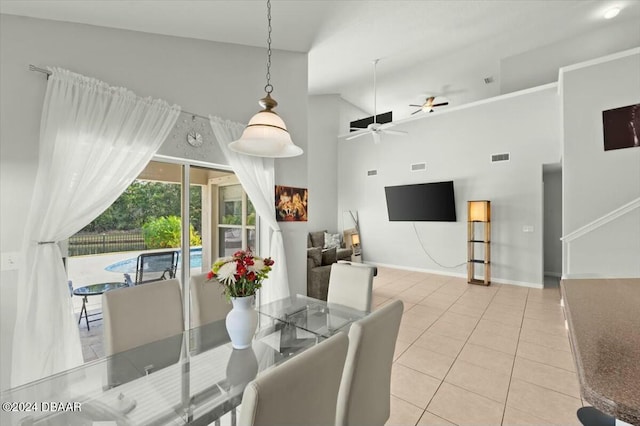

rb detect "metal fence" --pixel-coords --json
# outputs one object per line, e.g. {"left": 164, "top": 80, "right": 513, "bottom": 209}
{"left": 69, "top": 230, "right": 146, "bottom": 256}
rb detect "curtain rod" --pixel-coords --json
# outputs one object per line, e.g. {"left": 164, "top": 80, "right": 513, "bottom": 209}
{"left": 28, "top": 64, "right": 209, "bottom": 121}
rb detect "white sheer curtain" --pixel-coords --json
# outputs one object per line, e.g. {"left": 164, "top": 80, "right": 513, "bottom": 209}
{"left": 12, "top": 68, "right": 180, "bottom": 386}
{"left": 209, "top": 116, "right": 290, "bottom": 305}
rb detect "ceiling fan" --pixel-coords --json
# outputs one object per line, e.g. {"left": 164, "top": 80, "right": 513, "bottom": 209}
{"left": 409, "top": 96, "right": 449, "bottom": 115}
{"left": 341, "top": 59, "right": 407, "bottom": 144}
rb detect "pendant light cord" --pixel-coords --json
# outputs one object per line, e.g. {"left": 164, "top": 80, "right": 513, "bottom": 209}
{"left": 373, "top": 59, "right": 378, "bottom": 124}
{"left": 265, "top": 0, "right": 273, "bottom": 94}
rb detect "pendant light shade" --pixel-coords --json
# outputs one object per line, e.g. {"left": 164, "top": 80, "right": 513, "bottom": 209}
{"left": 229, "top": 95, "right": 303, "bottom": 158}
{"left": 228, "top": 0, "right": 303, "bottom": 158}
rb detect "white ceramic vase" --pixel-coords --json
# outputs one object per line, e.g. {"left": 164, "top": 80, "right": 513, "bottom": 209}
{"left": 226, "top": 295, "right": 258, "bottom": 349}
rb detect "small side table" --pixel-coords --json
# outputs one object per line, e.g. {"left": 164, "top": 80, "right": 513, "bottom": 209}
{"left": 73, "top": 282, "right": 128, "bottom": 330}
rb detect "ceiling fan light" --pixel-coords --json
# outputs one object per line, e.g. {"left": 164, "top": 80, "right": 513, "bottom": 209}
{"left": 603, "top": 7, "right": 620, "bottom": 19}
{"left": 229, "top": 110, "right": 303, "bottom": 157}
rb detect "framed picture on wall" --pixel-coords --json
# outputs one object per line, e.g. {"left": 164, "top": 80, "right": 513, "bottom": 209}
{"left": 602, "top": 103, "right": 640, "bottom": 151}
{"left": 275, "top": 185, "right": 308, "bottom": 222}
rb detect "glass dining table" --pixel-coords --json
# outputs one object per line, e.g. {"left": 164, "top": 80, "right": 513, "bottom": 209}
{"left": 0, "top": 294, "right": 368, "bottom": 426}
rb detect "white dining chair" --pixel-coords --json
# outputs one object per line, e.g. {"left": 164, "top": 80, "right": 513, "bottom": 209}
{"left": 335, "top": 299, "right": 404, "bottom": 426}
{"left": 238, "top": 332, "right": 349, "bottom": 426}
{"left": 327, "top": 262, "right": 375, "bottom": 311}
{"left": 103, "top": 277, "right": 184, "bottom": 355}
{"left": 190, "top": 272, "right": 231, "bottom": 328}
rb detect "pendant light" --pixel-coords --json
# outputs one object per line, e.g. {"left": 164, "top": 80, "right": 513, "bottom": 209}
{"left": 228, "top": 0, "right": 303, "bottom": 158}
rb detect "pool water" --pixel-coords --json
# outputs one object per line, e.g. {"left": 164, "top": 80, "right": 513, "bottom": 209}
{"left": 105, "top": 248, "right": 202, "bottom": 273}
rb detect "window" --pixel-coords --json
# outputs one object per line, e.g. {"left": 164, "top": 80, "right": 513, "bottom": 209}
{"left": 218, "top": 184, "right": 256, "bottom": 256}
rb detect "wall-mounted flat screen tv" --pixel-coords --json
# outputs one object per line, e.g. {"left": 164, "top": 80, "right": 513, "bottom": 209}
{"left": 385, "top": 181, "right": 457, "bottom": 222}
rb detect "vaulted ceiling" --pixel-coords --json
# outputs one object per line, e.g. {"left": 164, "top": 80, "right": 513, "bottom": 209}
{"left": 2, "top": 0, "right": 638, "bottom": 121}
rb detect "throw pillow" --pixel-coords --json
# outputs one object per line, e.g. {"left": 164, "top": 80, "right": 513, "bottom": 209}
{"left": 321, "top": 247, "right": 337, "bottom": 266}
{"left": 307, "top": 247, "right": 322, "bottom": 267}
{"left": 309, "top": 230, "right": 326, "bottom": 248}
{"left": 324, "top": 232, "right": 341, "bottom": 249}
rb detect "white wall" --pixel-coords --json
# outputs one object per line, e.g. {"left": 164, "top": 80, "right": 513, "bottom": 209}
{"left": 500, "top": 19, "right": 640, "bottom": 94}
{"left": 0, "top": 14, "right": 308, "bottom": 391}
{"left": 338, "top": 85, "right": 561, "bottom": 287}
{"left": 561, "top": 49, "right": 640, "bottom": 277}
{"left": 543, "top": 168, "right": 563, "bottom": 276}
{"left": 307, "top": 95, "right": 340, "bottom": 233}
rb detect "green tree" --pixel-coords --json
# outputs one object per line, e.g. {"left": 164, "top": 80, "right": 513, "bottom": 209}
{"left": 80, "top": 180, "right": 202, "bottom": 233}
{"left": 142, "top": 215, "right": 202, "bottom": 248}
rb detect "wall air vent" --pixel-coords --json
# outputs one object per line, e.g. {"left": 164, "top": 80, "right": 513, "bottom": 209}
{"left": 410, "top": 162, "right": 427, "bottom": 172}
{"left": 491, "top": 152, "right": 510, "bottom": 163}
{"left": 367, "top": 169, "right": 378, "bottom": 176}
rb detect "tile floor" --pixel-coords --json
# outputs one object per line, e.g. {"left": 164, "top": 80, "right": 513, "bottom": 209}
{"left": 77, "top": 267, "right": 583, "bottom": 425}
{"left": 373, "top": 267, "right": 583, "bottom": 426}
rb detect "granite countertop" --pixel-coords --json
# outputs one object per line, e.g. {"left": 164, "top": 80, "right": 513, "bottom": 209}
{"left": 560, "top": 278, "right": 640, "bottom": 425}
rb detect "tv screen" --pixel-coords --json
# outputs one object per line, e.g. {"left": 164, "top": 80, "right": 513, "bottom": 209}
{"left": 385, "top": 181, "right": 457, "bottom": 222}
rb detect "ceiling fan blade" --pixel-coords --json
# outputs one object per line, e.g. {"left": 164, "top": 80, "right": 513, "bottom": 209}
{"left": 411, "top": 109, "right": 422, "bottom": 115}
{"left": 408, "top": 104, "right": 422, "bottom": 107}
{"left": 345, "top": 131, "right": 371, "bottom": 141}
{"left": 433, "top": 102, "right": 449, "bottom": 107}
{"left": 383, "top": 129, "right": 408, "bottom": 136}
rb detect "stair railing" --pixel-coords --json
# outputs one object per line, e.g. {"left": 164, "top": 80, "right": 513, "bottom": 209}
{"left": 561, "top": 197, "right": 640, "bottom": 276}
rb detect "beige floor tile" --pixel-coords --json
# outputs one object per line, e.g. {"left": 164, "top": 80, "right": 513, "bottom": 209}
{"left": 521, "top": 316, "right": 567, "bottom": 337}
{"left": 516, "top": 341, "right": 576, "bottom": 372}
{"left": 435, "top": 284, "right": 467, "bottom": 297}
{"left": 523, "top": 305, "right": 564, "bottom": 322}
{"left": 407, "top": 283, "right": 440, "bottom": 296}
{"left": 447, "top": 303, "right": 485, "bottom": 319}
{"left": 426, "top": 291, "right": 461, "bottom": 304}
{"left": 413, "top": 330, "right": 466, "bottom": 358}
{"left": 386, "top": 395, "right": 424, "bottom": 426}
{"left": 445, "top": 359, "right": 511, "bottom": 403}
{"left": 506, "top": 379, "right": 582, "bottom": 425}
{"left": 397, "top": 291, "right": 430, "bottom": 305}
{"left": 457, "top": 343, "right": 515, "bottom": 376}
{"left": 373, "top": 295, "right": 392, "bottom": 309}
{"left": 402, "top": 311, "right": 440, "bottom": 331}
{"left": 391, "top": 364, "right": 442, "bottom": 409}
{"left": 502, "top": 405, "right": 551, "bottom": 425}
{"left": 525, "top": 297, "right": 562, "bottom": 310}
{"left": 492, "top": 293, "right": 528, "bottom": 306}
{"left": 526, "top": 287, "right": 561, "bottom": 300}
{"left": 407, "top": 304, "right": 445, "bottom": 317}
{"left": 395, "top": 280, "right": 424, "bottom": 291}
{"left": 456, "top": 292, "right": 494, "bottom": 305}
{"left": 486, "top": 300, "right": 526, "bottom": 315}
{"left": 394, "top": 339, "right": 413, "bottom": 361}
{"left": 397, "top": 346, "right": 456, "bottom": 380}
{"left": 512, "top": 357, "right": 581, "bottom": 398}
{"left": 428, "top": 319, "right": 475, "bottom": 342}
{"left": 474, "top": 318, "right": 521, "bottom": 340}
{"left": 468, "top": 328, "right": 519, "bottom": 355}
{"left": 482, "top": 310, "right": 523, "bottom": 327}
{"left": 417, "top": 298, "right": 452, "bottom": 313}
{"left": 519, "top": 327, "right": 571, "bottom": 353}
{"left": 376, "top": 287, "right": 403, "bottom": 299}
{"left": 417, "top": 411, "right": 456, "bottom": 426}
{"left": 427, "top": 382, "right": 505, "bottom": 426}
{"left": 398, "top": 324, "right": 427, "bottom": 344}
{"left": 439, "top": 311, "right": 480, "bottom": 329}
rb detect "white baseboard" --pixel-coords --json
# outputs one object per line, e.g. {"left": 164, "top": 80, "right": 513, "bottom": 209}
{"left": 370, "top": 262, "right": 544, "bottom": 289}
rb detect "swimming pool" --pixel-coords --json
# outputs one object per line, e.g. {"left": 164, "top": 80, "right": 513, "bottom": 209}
{"left": 105, "top": 247, "right": 202, "bottom": 273}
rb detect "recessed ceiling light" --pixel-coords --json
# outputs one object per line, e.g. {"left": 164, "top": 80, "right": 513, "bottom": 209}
{"left": 604, "top": 7, "right": 621, "bottom": 19}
